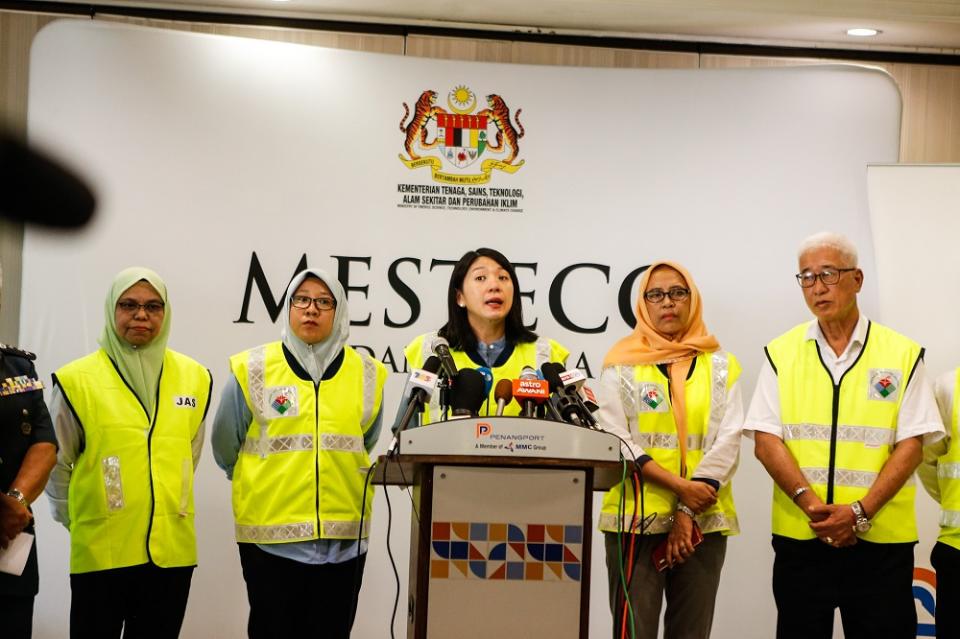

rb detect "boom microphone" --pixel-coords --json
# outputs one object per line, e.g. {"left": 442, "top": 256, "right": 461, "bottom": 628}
{"left": 430, "top": 335, "right": 459, "bottom": 379}
{"left": 0, "top": 132, "right": 96, "bottom": 228}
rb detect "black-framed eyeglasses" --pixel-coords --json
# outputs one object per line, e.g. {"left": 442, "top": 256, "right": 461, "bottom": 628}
{"left": 116, "top": 300, "right": 165, "bottom": 315}
{"left": 290, "top": 295, "right": 336, "bottom": 311}
{"left": 795, "top": 268, "right": 856, "bottom": 288}
{"left": 643, "top": 287, "right": 690, "bottom": 304}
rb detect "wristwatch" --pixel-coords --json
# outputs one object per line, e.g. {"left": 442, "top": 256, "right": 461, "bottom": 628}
{"left": 5, "top": 488, "right": 27, "bottom": 507}
{"left": 676, "top": 503, "right": 696, "bottom": 518}
{"left": 850, "top": 500, "right": 871, "bottom": 533}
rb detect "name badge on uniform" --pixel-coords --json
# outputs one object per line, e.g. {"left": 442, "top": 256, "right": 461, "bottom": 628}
{"left": 637, "top": 383, "right": 670, "bottom": 413}
{"left": 173, "top": 396, "right": 197, "bottom": 408}
{"left": 0, "top": 375, "right": 43, "bottom": 396}
{"left": 868, "top": 369, "right": 902, "bottom": 402}
{"left": 266, "top": 386, "right": 299, "bottom": 418}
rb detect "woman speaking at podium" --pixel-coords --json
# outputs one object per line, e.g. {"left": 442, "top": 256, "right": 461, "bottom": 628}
{"left": 596, "top": 260, "right": 743, "bottom": 639}
{"left": 402, "top": 247, "right": 568, "bottom": 423}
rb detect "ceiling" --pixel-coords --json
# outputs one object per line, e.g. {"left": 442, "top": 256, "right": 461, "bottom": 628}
{"left": 41, "top": 0, "right": 960, "bottom": 53}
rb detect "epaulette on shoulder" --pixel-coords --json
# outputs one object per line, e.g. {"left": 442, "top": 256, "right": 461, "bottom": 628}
{"left": 0, "top": 344, "right": 37, "bottom": 361}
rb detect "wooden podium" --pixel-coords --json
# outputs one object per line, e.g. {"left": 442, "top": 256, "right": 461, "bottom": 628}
{"left": 374, "top": 417, "right": 623, "bottom": 639}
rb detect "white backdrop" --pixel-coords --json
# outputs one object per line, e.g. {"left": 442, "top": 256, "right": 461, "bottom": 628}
{"left": 19, "top": 19, "right": 922, "bottom": 638}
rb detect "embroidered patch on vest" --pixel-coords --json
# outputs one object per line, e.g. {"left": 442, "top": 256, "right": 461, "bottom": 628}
{"left": 266, "top": 386, "right": 298, "bottom": 417}
{"left": 637, "top": 383, "right": 669, "bottom": 413}
{"left": 173, "top": 395, "right": 197, "bottom": 408}
{"left": 867, "top": 369, "right": 902, "bottom": 402}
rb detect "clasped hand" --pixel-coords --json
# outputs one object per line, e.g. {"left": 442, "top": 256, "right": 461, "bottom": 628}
{"left": 807, "top": 503, "right": 858, "bottom": 547}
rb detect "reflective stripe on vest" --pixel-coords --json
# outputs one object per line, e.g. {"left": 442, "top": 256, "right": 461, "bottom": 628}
{"left": 936, "top": 370, "right": 960, "bottom": 549}
{"left": 55, "top": 349, "right": 210, "bottom": 573}
{"left": 598, "top": 351, "right": 740, "bottom": 536}
{"left": 766, "top": 321, "right": 922, "bottom": 543}
{"left": 230, "top": 343, "right": 385, "bottom": 543}
{"left": 405, "top": 332, "right": 569, "bottom": 424}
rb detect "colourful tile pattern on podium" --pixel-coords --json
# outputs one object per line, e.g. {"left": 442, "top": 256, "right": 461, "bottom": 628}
{"left": 430, "top": 522, "right": 582, "bottom": 581}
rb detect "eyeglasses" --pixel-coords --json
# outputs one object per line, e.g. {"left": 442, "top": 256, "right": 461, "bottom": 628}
{"left": 290, "top": 295, "right": 336, "bottom": 311}
{"left": 116, "top": 300, "right": 165, "bottom": 315}
{"left": 795, "top": 268, "right": 857, "bottom": 288}
{"left": 643, "top": 287, "right": 690, "bottom": 304}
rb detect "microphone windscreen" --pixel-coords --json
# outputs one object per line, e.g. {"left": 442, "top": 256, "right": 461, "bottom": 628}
{"left": 0, "top": 133, "right": 96, "bottom": 228}
{"left": 451, "top": 368, "right": 487, "bottom": 414}
{"left": 519, "top": 366, "right": 538, "bottom": 380}
{"left": 476, "top": 366, "right": 493, "bottom": 395}
{"left": 494, "top": 378, "right": 513, "bottom": 404}
{"left": 430, "top": 335, "right": 451, "bottom": 353}
{"left": 422, "top": 355, "right": 442, "bottom": 374}
{"left": 539, "top": 362, "right": 565, "bottom": 391}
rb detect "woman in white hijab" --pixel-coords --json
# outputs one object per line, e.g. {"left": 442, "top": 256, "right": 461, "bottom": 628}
{"left": 212, "top": 268, "right": 387, "bottom": 639}
{"left": 47, "top": 267, "right": 212, "bottom": 638}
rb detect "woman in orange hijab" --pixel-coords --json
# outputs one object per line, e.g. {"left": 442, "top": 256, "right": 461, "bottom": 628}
{"left": 596, "top": 260, "right": 744, "bottom": 639}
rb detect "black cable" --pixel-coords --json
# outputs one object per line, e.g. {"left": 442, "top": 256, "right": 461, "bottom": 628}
{"left": 353, "top": 461, "right": 377, "bottom": 629}
{"left": 381, "top": 459, "right": 401, "bottom": 639}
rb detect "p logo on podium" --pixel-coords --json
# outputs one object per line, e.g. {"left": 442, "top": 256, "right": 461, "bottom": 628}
{"left": 476, "top": 422, "right": 492, "bottom": 437}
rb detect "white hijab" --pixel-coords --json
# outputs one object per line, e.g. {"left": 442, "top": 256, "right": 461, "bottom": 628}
{"left": 280, "top": 268, "right": 349, "bottom": 383}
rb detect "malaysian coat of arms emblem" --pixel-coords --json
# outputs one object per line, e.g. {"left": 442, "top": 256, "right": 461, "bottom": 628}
{"left": 398, "top": 85, "right": 525, "bottom": 184}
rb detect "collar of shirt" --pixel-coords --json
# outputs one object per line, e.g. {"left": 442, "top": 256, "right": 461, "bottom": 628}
{"left": 476, "top": 337, "right": 507, "bottom": 368}
{"left": 805, "top": 314, "right": 869, "bottom": 379}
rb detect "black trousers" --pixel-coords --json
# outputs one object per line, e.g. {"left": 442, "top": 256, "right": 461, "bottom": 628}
{"left": 771, "top": 536, "right": 916, "bottom": 639}
{"left": 932, "top": 541, "right": 960, "bottom": 638}
{"left": 0, "top": 594, "right": 35, "bottom": 639}
{"left": 69, "top": 563, "right": 194, "bottom": 639}
{"left": 238, "top": 543, "right": 366, "bottom": 639}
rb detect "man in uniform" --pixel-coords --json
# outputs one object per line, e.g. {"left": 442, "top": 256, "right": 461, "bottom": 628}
{"left": 746, "top": 231, "right": 943, "bottom": 639}
{"left": 0, "top": 261, "right": 58, "bottom": 638}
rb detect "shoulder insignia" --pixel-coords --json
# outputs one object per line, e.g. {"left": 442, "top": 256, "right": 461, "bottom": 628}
{"left": 0, "top": 344, "right": 37, "bottom": 361}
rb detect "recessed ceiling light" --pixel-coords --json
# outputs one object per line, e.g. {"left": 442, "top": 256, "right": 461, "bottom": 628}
{"left": 847, "top": 28, "right": 880, "bottom": 37}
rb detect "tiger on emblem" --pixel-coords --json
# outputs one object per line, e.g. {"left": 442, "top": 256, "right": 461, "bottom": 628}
{"left": 399, "top": 90, "right": 443, "bottom": 161}
{"left": 477, "top": 94, "right": 524, "bottom": 165}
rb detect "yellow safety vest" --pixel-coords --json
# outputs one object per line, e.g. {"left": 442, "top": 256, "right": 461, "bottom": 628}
{"left": 230, "top": 342, "right": 386, "bottom": 543}
{"left": 598, "top": 352, "right": 741, "bottom": 535}
{"left": 54, "top": 349, "right": 211, "bottom": 574}
{"left": 936, "top": 370, "right": 960, "bottom": 550}
{"left": 766, "top": 321, "right": 923, "bottom": 543}
{"left": 404, "top": 332, "right": 569, "bottom": 423}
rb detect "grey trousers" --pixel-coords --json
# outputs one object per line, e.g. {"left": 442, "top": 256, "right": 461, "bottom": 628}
{"left": 604, "top": 531, "right": 727, "bottom": 639}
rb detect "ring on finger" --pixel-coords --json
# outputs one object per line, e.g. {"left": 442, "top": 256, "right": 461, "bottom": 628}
{"left": 825, "top": 536, "right": 834, "bottom": 544}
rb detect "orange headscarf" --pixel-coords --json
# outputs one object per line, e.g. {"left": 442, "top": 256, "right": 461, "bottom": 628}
{"left": 602, "top": 260, "right": 720, "bottom": 478}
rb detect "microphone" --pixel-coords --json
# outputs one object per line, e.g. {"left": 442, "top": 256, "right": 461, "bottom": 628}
{"left": 578, "top": 384, "right": 600, "bottom": 413}
{"left": 541, "top": 363, "right": 596, "bottom": 428}
{"left": 0, "top": 132, "right": 96, "bottom": 228}
{"left": 476, "top": 366, "right": 493, "bottom": 395}
{"left": 494, "top": 379, "right": 513, "bottom": 416}
{"left": 513, "top": 367, "right": 551, "bottom": 418}
{"left": 449, "top": 368, "right": 487, "bottom": 418}
{"left": 430, "top": 335, "right": 459, "bottom": 379}
{"left": 394, "top": 356, "right": 442, "bottom": 439}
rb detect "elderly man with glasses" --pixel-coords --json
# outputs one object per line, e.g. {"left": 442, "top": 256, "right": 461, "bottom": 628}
{"left": 744, "top": 232, "right": 943, "bottom": 639}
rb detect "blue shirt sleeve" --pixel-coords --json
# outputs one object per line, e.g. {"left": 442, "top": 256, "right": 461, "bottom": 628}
{"left": 365, "top": 394, "right": 384, "bottom": 453}
{"left": 211, "top": 375, "right": 251, "bottom": 480}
